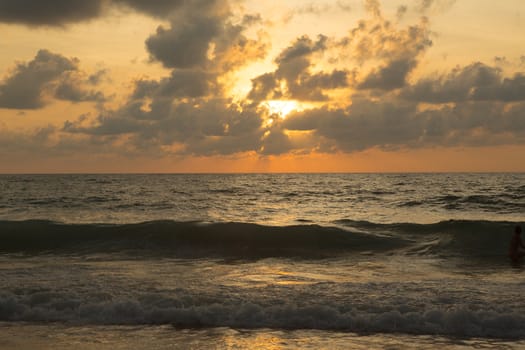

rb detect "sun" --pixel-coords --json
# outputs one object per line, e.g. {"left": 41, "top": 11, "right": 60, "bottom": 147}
{"left": 264, "top": 100, "right": 300, "bottom": 118}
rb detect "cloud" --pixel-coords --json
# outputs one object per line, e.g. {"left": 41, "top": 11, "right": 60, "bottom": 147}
{"left": 57, "top": 0, "right": 461, "bottom": 158}
{"left": 250, "top": 2, "right": 432, "bottom": 100}
{"left": 146, "top": 17, "right": 222, "bottom": 69}
{"left": 281, "top": 97, "right": 525, "bottom": 153}
{"left": 7, "top": 0, "right": 523, "bottom": 161}
{"left": 416, "top": 0, "right": 456, "bottom": 14}
{"left": 0, "top": 125, "right": 55, "bottom": 155}
{"left": 145, "top": 1, "right": 267, "bottom": 72}
{"left": 0, "top": 0, "right": 200, "bottom": 27}
{"left": 260, "top": 126, "right": 293, "bottom": 155}
{"left": 143, "top": 9, "right": 264, "bottom": 96}
{"left": 0, "top": 49, "right": 106, "bottom": 109}
{"left": 248, "top": 35, "right": 349, "bottom": 102}
{"left": 396, "top": 5, "right": 408, "bottom": 20}
{"left": 0, "top": 50, "right": 77, "bottom": 109}
{"left": 347, "top": 11, "right": 432, "bottom": 64}
{"left": 59, "top": 0, "right": 270, "bottom": 157}
{"left": 344, "top": 11, "right": 432, "bottom": 90}
{"left": 364, "top": 0, "right": 382, "bottom": 18}
{"left": 358, "top": 59, "right": 417, "bottom": 90}
{"left": 142, "top": 70, "right": 216, "bottom": 99}
{"left": 0, "top": 0, "right": 105, "bottom": 26}
{"left": 493, "top": 56, "right": 508, "bottom": 66}
{"left": 283, "top": 98, "right": 422, "bottom": 152}
{"left": 402, "top": 62, "right": 525, "bottom": 103}
{"left": 87, "top": 69, "right": 108, "bottom": 85}
{"left": 64, "top": 98, "right": 266, "bottom": 156}
{"left": 130, "top": 70, "right": 216, "bottom": 101}
{"left": 114, "top": 0, "right": 184, "bottom": 18}
{"left": 282, "top": 1, "right": 352, "bottom": 23}
{"left": 54, "top": 79, "right": 106, "bottom": 103}
{"left": 248, "top": 73, "right": 280, "bottom": 101}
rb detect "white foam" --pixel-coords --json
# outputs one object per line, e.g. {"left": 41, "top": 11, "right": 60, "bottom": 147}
{"left": 1, "top": 293, "right": 525, "bottom": 339}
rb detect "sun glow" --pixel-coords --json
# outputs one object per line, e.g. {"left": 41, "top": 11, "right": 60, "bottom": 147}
{"left": 264, "top": 100, "right": 300, "bottom": 118}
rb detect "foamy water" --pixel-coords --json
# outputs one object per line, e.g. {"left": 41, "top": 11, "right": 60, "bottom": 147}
{"left": 1, "top": 173, "right": 524, "bottom": 348}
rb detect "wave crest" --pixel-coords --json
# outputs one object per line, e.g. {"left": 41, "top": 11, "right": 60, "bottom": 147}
{"left": 0, "top": 220, "right": 407, "bottom": 258}
{"left": 0, "top": 219, "right": 518, "bottom": 259}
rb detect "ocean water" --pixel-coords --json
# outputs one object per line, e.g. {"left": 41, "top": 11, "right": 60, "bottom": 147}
{"left": 1, "top": 173, "right": 524, "bottom": 349}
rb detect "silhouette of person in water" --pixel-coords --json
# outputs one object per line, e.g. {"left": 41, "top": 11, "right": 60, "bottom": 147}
{"left": 509, "top": 225, "right": 525, "bottom": 263}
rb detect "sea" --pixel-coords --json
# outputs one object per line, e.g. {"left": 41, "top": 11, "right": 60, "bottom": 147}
{"left": 0, "top": 173, "right": 524, "bottom": 349}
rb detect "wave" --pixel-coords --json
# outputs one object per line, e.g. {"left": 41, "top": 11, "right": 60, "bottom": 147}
{"left": 1, "top": 291, "right": 524, "bottom": 339}
{"left": 0, "top": 220, "right": 408, "bottom": 258}
{"left": 328, "top": 219, "right": 517, "bottom": 259}
{"left": 0, "top": 219, "right": 518, "bottom": 259}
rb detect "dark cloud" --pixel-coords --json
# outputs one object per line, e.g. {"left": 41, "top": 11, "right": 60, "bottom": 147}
{"left": 60, "top": 0, "right": 269, "bottom": 156}
{"left": 132, "top": 0, "right": 268, "bottom": 105}
{"left": 281, "top": 97, "right": 525, "bottom": 153}
{"left": 260, "top": 127, "right": 293, "bottom": 155}
{"left": 145, "top": 1, "right": 266, "bottom": 72}
{"left": 114, "top": 0, "right": 184, "bottom": 18}
{"left": 87, "top": 69, "right": 108, "bottom": 85}
{"left": 0, "top": 49, "right": 106, "bottom": 109}
{"left": 358, "top": 59, "right": 417, "bottom": 90}
{"left": 0, "top": 0, "right": 201, "bottom": 27}
{"left": 402, "top": 62, "right": 525, "bottom": 103}
{"left": 0, "top": 0, "right": 105, "bottom": 26}
{"left": 0, "top": 50, "right": 77, "bottom": 109}
{"left": 283, "top": 98, "right": 421, "bottom": 152}
{"left": 144, "top": 0, "right": 226, "bottom": 69}
{"left": 54, "top": 80, "right": 106, "bottom": 103}
{"left": 63, "top": 111, "right": 141, "bottom": 136}
{"left": 473, "top": 74, "right": 525, "bottom": 102}
{"left": 248, "top": 73, "right": 280, "bottom": 101}
{"left": 67, "top": 0, "right": 439, "bottom": 157}
{"left": 157, "top": 70, "right": 215, "bottom": 98}
{"left": 248, "top": 35, "right": 349, "bottom": 102}
{"left": 250, "top": 1, "right": 432, "bottom": 99}
{"left": 129, "top": 70, "right": 215, "bottom": 102}
{"left": 7, "top": 0, "right": 522, "bottom": 160}
{"left": 146, "top": 17, "right": 222, "bottom": 69}
{"left": 48, "top": 94, "right": 525, "bottom": 158}
{"left": 276, "top": 35, "right": 327, "bottom": 63}
{"left": 64, "top": 99, "right": 266, "bottom": 156}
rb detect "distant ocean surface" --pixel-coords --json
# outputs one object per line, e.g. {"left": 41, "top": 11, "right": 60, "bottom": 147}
{"left": 1, "top": 173, "right": 524, "bottom": 349}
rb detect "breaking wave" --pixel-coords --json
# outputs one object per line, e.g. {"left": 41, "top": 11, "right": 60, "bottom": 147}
{"left": 0, "top": 219, "right": 517, "bottom": 259}
{"left": 1, "top": 291, "right": 524, "bottom": 339}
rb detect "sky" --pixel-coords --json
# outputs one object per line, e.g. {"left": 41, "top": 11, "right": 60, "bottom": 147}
{"left": 0, "top": 0, "right": 524, "bottom": 173}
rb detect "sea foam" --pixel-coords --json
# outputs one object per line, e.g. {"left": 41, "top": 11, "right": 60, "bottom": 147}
{"left": 1, "top": 291, "right": 524, "bottom": 339}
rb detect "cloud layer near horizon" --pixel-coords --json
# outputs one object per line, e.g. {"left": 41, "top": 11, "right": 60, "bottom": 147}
{"left": 0, "top": 0, "right": 524, "bottom": 162}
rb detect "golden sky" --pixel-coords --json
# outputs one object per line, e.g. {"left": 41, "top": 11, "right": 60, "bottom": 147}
{"left": 0, "top": 0, "right": 524, "bottom": 173}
